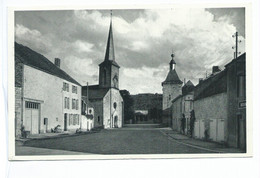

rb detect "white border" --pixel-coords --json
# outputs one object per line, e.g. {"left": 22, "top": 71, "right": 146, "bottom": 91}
{"left": 8, "top": 3, "right": 252, "bottom": 161}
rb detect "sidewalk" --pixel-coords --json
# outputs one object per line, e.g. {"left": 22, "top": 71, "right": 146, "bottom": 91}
{"left": 16, "top": 131, "right": 98, "bottom": 145}
{"left": 161, "top": 129, "right": 244, "bottom": 153}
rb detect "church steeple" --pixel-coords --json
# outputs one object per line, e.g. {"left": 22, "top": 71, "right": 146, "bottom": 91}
{"left": 169, "top": 53, "right": 176, "bottom": 71}
{"left": 99, "top": 11, "right": 120, "bottom": 89}
{"left": 104, "top": 11, "right": 115, "bottom": 61}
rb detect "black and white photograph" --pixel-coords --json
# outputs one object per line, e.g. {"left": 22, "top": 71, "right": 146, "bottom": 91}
{"left": 11, "top": 6, "right": 249, "bottom": 158}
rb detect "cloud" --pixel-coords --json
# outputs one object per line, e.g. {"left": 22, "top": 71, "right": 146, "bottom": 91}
{"left": 15, "top": 8, "right": 245, "bottom": 94}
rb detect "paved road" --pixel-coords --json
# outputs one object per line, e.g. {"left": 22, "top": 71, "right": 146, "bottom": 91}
{"left": 17, "top": 128, "right": 218, "bottom": 155}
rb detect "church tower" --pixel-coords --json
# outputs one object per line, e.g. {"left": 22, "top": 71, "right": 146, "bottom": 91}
{"left": 162, "top": 53, "right": 183, "bottom": 110}
{"left": 99, "top": 13, "right": 120, "bottom": 89}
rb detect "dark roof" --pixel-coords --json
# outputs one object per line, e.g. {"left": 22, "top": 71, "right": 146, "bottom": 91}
{"left": 99, "top": 59, "right": 120, "bottom": 68}
{"left": 225, "top": 53, "right": 246, "bottom": 68}
{"left": 82, "top": 85, "right": 109, "bottom": 99}
{"left": 184, "top": 80, "right": 194, "bottom": 87}
{"left": 194, "top": 70, "right": 227, "bottom": 100}
{"left": 182, "top": 80, "right": 195, "bottom": 95}
{"left": 105, "top": 21, "right": 115, "bottom": 61}
{"left": 162, "top": 69, "right": 183, "bottom": 85}
{"left": 15, "top": 42, "right": 81, "bottom": 86}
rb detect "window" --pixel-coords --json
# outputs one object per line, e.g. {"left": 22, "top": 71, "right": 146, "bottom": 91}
{"left": 72, "top": 114, "right": 79, "bottom": 125}
{"left": 76, "top": 99, "right": 79, "bottom": 110}
{"left": 237, "top": 75, "right": 245, "bottom": 98}
{"left": 64, "top": 97, "right": 70, "bottom": 109}
{"left": 63, "top": 82, "right": 69, "bottom": 92}
{"left": 25, "top": 101, "right": 39, "bottom": 109}
{"left": 72, "top": 85, "right": 77, "bottom": 94}
{"left": 69, "top": 114, "right": 73, "bottom": 125}
{"left": 104, "top": 69, "right": 107, "bottom": 85}
{"left": 72, "top": 99, "right": 76, "bottom": 109}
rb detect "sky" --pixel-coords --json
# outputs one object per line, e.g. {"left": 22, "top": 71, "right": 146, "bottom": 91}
{"left": 15, "top": 8, "right": 245, "bottom": 95}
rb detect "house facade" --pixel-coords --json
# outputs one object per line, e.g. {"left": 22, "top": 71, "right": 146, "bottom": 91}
{"left": 171, "top": 80, "right": 194, "bottom": 134}
{"left": 225, "top": 53, "right": 246, "bottom": 150}
{"left": 15, "top": 42, "right": 81, "bottom": 137}
{"left": 193, "top": 67, "right": 227, "bottom": 143}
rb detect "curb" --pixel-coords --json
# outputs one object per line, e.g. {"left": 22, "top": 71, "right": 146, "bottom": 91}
{"left": 159, "top": 130, "right": 224, "bottom": 153}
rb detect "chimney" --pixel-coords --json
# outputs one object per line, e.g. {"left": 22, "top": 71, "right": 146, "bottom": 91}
{"left": 54, "top": 58, "right": 61, "bottom": 68}
{"left": 212, "top": 66, "right": 221, "bottom": 74}
{"left": 184, "top": 78, "right": 186, "bottom": 85}
{"left": 199, "top": 78, "right": 203, "bottom": 84}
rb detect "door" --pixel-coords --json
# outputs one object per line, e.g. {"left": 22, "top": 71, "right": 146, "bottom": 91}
{"left": 237, "top": 115, "right": 246, "bottom": 150}
{"left": 64, "top": 114, "right": 68, "bottom": 131}
{"left": 24, "top": 101, "right": 40, "bottom": 134}
{"left": 114, "top": 116, "right": 118, "bottom": 128}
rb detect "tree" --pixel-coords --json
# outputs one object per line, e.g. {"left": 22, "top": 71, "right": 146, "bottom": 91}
{"left": 119, "top": 90, "right": 135, "bottom": 124}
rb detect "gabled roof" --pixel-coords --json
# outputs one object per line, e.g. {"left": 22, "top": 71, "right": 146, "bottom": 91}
{"left": 82, "top": 85, "right": 109, "bottom": 100}
{"left": 15, "top": 42, "right": 81, "bottom": 86}
{"left": 162, "top": 69, "right": 183, "bottom": 85}
{"left": 184, "top": 80, "right": 194, "bottom": 87}
{"left": 194, "top": 70, "right": 227, "bottom": 100}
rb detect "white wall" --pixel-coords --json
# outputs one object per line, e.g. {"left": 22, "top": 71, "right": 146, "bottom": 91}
{"left": 103, "top": 88, "right": 123, "bottom": 129}
{"left": 23, "top": 65, "right": 81, "bottom": 133}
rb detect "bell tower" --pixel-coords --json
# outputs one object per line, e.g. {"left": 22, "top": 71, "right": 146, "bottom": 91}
{"left": 162, "top": 52, "right": 183, "bottom": 110}
{"left": 99, "top": 11, "right": 120, "bottom": 89}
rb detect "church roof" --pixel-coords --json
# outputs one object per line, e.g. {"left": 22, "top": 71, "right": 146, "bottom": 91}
{"left": 82, "top": 85, "right": 109, "bottom": 99}
{"left": 104, "top": 20, "right": 115, "bottom": 61}
{"left": 162, "top": 69, "right": 183, "bottom": 85}
{"left": 15, "top": 42, "right": 81, "bottom": 86}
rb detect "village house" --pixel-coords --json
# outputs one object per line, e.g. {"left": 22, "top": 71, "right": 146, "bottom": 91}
{"left": 81, "top": 96, "right": 94, "bottom": 131}
{"left": 225, "top": 53, "right": 246, "bottom": 150}
{"left": 15, "top": 42, "right": 82, "bottom": 137}
{"left": 171, "top": 80, "right": 195, "bottom": 134}
{"left": 192, "top": 53, "right": 246, "bottom": 150}
{"left": 82, "top": 17, "right": 123, "bottom": 129}
{"left": 193, "top": 66, "right": 227, "bottom": 143}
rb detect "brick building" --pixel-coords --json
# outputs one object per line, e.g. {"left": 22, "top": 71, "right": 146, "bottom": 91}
{"left": 15, "top": 42, "right": 82, "bottom": 137}
{"left": 82, "top": 18, "right": 123, "bottom": 129}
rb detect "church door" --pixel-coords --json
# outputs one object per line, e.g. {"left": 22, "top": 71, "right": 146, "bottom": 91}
{"left": 114, "top": 116, "right": 118, "bottom": 128}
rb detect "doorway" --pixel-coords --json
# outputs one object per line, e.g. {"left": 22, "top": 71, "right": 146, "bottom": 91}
{"left": 64, "top": 113, "right": 68, "bottom": 131}
{"left": 237, "top": 114, "right": 246, "bottom": 151}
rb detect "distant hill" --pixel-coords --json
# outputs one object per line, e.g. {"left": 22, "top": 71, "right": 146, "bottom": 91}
{"left": 131, "top": 93, "right": 162, "bottom": 110}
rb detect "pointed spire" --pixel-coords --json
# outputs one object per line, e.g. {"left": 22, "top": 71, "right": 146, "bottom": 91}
{"left": 104, "top": 10, "right": 115, "bottom": 61}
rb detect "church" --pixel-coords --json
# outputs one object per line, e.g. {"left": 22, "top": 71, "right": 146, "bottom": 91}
{"left": 162, "top": 53, "right": 183, "bottom": 126}
{"left": 82, "top": 15, "right": 123, "bottom": 129}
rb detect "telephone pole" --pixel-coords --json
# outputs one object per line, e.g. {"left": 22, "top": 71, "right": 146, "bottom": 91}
{"left": 232, "top": 32, "right": 242, "bottom": 59}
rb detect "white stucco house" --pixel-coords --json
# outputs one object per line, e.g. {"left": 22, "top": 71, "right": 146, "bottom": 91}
{"left": 15, "top": 42, "right": 82, "bottom": 137}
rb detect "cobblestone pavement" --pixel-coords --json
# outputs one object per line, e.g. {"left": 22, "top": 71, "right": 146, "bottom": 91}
{"left": 16, "top": 128, "right": 242, "bottom": 155}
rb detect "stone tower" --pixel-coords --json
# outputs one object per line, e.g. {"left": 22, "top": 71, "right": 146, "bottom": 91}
{"left": 162, "top": 53, "right": 183, "bottom": 110}
{"left": 99, "top": 17, "right": 120, "bottom": 89}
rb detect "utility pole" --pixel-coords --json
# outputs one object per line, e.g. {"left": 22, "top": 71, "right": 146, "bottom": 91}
{"left": 232, "top": 32, "right": 242, "bottom": 59}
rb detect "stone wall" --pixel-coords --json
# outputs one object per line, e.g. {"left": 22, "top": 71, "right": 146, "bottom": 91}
{"left": 15, "top": 87, "right": 22, "bottom": 137}
{"left": 162, "top": 83, "right": 182, "bottom": 110}
{"left": 194, "top": 92, "right": 227, "bottom": 142}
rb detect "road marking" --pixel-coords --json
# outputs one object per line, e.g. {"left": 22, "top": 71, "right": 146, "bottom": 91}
{"left": 159, "top": 130, "right": 223, "bottom": 153}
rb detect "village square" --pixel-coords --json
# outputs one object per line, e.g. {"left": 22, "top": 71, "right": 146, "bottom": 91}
{"left": 14, "top": 9, "right": 246, "bottom": 155}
